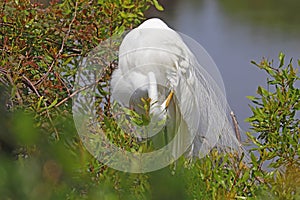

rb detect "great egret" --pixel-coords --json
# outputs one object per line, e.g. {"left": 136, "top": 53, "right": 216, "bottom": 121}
{"left": 73, "top": 18, "right": 246, "bottom": 172}
{"left": 111, "top": 18, "right": 244, "bottom": 158}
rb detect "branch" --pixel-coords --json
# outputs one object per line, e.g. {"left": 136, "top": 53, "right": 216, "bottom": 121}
{"left": 22, "top": 75, "right": 41, "bottom": 97}
{"left": 55, "top": 60, "right": 117, "bottom": 108}
{"left": 230, "top": 111, "right": 241, "bottom": 142}
{"left": 5, "top": 71, "right": 23, "bottom": 105}
{"left": 34, "top": 1, "right": 78, "bottom": 86}
{"left": 55, "top": 80, "right": 98, "bottom": 108}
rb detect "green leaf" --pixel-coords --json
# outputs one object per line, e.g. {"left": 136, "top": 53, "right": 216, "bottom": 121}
{"left": 268, "top": 161, "right": 281, "bottom": 169}
{"left": 250, "top": 152, "right": 258, "bottom": 167}
{"left": 114, "top": 25, "right": 125, "bottom": 35}
{"left": 47, "top": 97, "right": 58, "bottom": 109}
{"left": 257, "top": 86, "right": 270, "bottom": 97}
{"left": 279, "top": 52, "right": 285, "bottom": 68}
{"left": 240, "top": 170, "right": 250, "bottom": 183}
{"left": 268, "top": 79, "right": 280, "bottom": 85}
{"left": 2, "top": 15, "right": 7, "bottom": 23}
{"left": 257, "top": 86, "right": 262, "bottom": 96}
{"left": 152, "top": 0, "right": 164, "bottom": 11}
{"left": 246, "top": 96, "right": 256, "bottom": 101}
{"left": 120, "top": 11, "right": 137, "bottom": 19}
{"left": 251, "top": 60, "right": 258, "bottom": 66}
{"left": 62, "top": 57, "right": 73, "bottom": 66}
{"left": 122, "top": 4, "right": 135, "bottom": 9}
{"left": 37, "top": 96, "right": 44, "bottom": 110}
{"left": 276, "top": 87, "right": 284, "bottom": 102}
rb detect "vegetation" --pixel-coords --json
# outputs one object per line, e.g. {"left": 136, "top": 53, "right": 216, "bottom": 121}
{"left": 218, "top": 0, "right": 300, "bottom": 32}
{"left": 0, "top": 0, "right": 299, "bottom": 199}
{"left": 0, "top": 0, "right": 160, "bottom": 199}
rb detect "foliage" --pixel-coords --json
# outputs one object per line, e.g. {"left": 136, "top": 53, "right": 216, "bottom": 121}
{"left": 218, "top": 0, "right": 300, "bottom": 32}
{"left": 0, "top": 0, "right": 162, "bottom": 138}
{"left": 173, "top": 54, "right": 300, "bottom": 200}
{"left": 1, "top": 0, "right": 300, "bottom": 199}
{"left": 0, "top": 0, "right": 161, "bottom": 199}
{"left": 182, "top": 151, "right": 251, "bottom": 200}
{"left": 247, "top": 53, "right": 299, "bottom": 169}
{"left": 246, "top": 53, "right": 300, "bottom": 199}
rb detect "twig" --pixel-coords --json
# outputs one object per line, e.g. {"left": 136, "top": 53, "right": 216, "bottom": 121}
{"left": 34, "top": 59, "right": 55, "bottom": 86}
{"left": 22, "top": 75, "right": 41, "bottom": 97}
{"left": 230, "top": 111, "right": 241, "bottom": 142}
{"left": 36, "top": 1, "right": 78, "bottom": 140}
{"left": 58, "top": 2, "right": 78, "bottom": 55}
{"left": 55, "top": 58, "right": 117, "bottom": 108}
{"left": 34, "top": 1, "right": 78, "bottom": 86}
{"left": 6, "top": 71, "right": 23, "bottom": 105}
{"left": 44, "top": 38, "right": 82, "bottom": 54}
{"left": 55, "top": 72, "right": 71, "bottom": 96}
{"left": 45, "top": 104, "right": 59, "bottom": 140}
{"left": 0, "top": 67, "right": 7, "bottom": 74}
{"left": 0, "top": 76, "right": 8, "bottom": 86}
{"left": 0, "top": 22, "right": 15, "bottom": 28}
{"left": 55, "top": 79, "right": 99, "bottom": 107}
{"left": 0, "top": 68, "right": 8, "bottom": 87}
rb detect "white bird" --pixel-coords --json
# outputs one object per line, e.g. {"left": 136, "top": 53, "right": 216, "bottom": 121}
{"left": 110, "top": 18, "right": 244, "bottom": 160}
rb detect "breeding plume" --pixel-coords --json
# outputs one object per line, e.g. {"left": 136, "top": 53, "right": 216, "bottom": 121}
{"left": 110, "top": 18, "right": 244, "bottom": 159}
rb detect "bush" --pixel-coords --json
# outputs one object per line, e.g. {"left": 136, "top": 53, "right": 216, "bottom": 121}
{"left": 246, "top": 53, "right": 300, "bottom": 199}
{"left": 0, "top": 0, "right": 160, "bottom": 199}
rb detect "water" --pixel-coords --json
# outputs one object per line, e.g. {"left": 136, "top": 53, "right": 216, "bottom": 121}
{"left": 146, "top": 0, "right": 300, "bottom": 131}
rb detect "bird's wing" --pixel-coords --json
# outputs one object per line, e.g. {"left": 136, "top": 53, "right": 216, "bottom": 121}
{"left": 166, "top": 36, "right": 242, "bottom": 158}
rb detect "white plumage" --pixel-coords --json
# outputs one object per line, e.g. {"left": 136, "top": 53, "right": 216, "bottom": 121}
{"left": 111, "top": 18, "right": 244, "bottom": 159}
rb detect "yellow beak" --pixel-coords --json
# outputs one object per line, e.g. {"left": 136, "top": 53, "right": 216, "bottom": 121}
{"left": 165, "top": 90, "right": 174, "bottom": 109}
